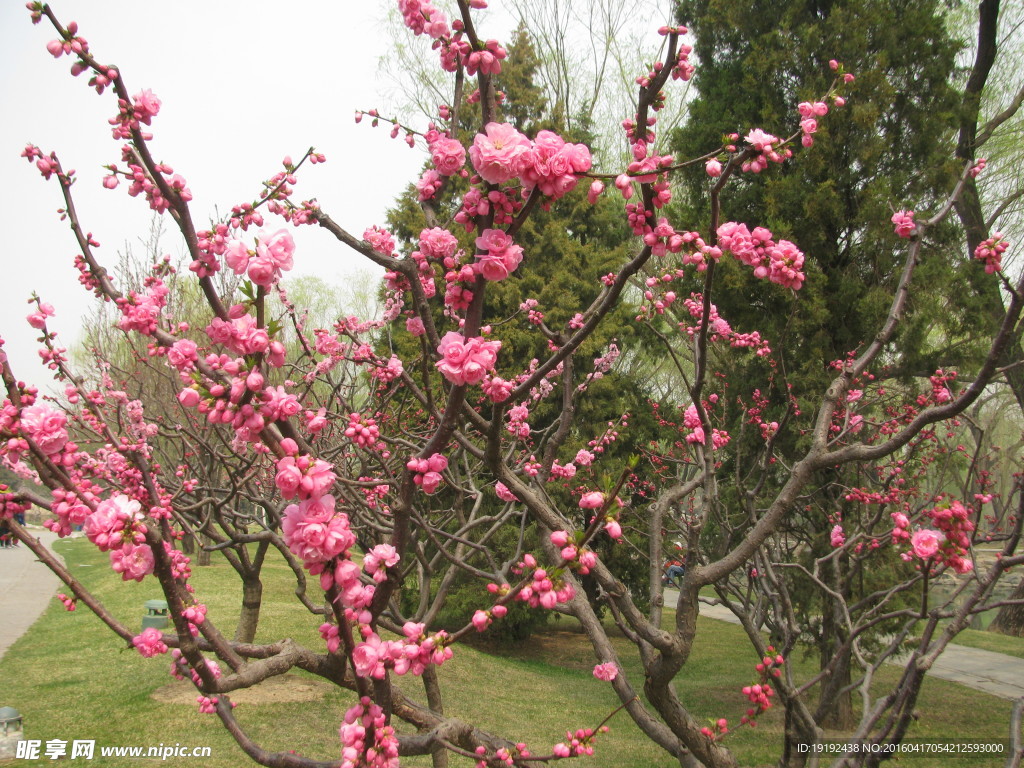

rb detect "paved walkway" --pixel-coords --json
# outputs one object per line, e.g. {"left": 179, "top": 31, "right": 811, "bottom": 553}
{"left": 686, "top": 594, "right": 1024, "bottom": 701}
{"left": 0, "top": 526, "right": 62, "bottom": 663}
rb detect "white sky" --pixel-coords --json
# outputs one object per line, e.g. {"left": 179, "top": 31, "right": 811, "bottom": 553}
{"left": 0, "top": 2, "right": 504, "bottom": 390}
{"left": 0, "top": 0, "right": 691, "bottom": 395}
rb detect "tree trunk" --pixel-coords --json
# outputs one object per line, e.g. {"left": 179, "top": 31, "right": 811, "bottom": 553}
{"left": 234, "top": 576, "right": 264, "bottom": 643}
{"left": 990, "top": 577, "right": 1024, "bottom": 636}
{"left": 197, "top": 533, "right": 212, "bottom": 567}
{"left": 817, "top": 595, "right": 855, "bottom": 730}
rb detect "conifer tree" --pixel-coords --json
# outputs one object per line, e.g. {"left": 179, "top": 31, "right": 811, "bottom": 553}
{"left": 671, "top": 0, "right": 978, "bottom": 729}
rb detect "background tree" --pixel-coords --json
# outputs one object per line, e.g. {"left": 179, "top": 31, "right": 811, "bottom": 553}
{"left": 4, "top": 2, "right": 1024, "bottom": 767}
{"left": 667, "top": 0, "right": 1008, "bottom": 729}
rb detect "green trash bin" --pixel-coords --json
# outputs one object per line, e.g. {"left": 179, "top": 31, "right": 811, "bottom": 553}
{"left": 142, "top": 599, "right": 169, "bottom": 630}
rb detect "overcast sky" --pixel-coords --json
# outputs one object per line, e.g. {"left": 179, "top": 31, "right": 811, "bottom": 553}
{"left": 0, "top": 2, "right": 520, "bottom": 390}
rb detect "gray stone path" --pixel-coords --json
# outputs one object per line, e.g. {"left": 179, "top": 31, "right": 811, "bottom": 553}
{"left": 690, "top": 595, "right": 1024, "bottom": 701}
{"left": 0, "top": 526, "right": 61, "bottom": 663}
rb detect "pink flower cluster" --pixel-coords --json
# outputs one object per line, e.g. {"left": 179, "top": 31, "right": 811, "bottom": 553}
{"left": 132, "top": 627, "right": 169, "bottom": 657}
{"left": 56, "top": 593, "right": 77, "bottom": 611}
{"left": 109, "top": 89, "right": 161, "bottom": 140}
{"left": 474, "top": 228, "right": 524, "bottom": 281}
{"left": 905, "top": 500, "right": 974, "bottom": 574}
{"left": 830, "top": 524, "right": 845, "bottom": 548}
{"left": 592, "top": 662, "right": 618, "bottom": 681}
{"left": 550, "top": 530, "right": 598, "bottom": 574}
{"left": 19, "top": 402, "right": 70, "bottom": 458}
{"left": 275, "top": 445, "right": 337, "bottom": 500}
{"left": 339, "top": 697, "right": 399, "bottom": 768}
{"left": 429, "top": 135, "right": 466, "bottom": 176}
{"left": 471, "top": 603, "right": 508, "bottom": 632}
{"left": 344, "top": 413, "right": 379, "bottom": 448}
{"left": 516, "top": 130, "right": 593, "bottom": 198}
{"left": 435, "top": 332, "right": 500, "bottom": 386}
{"left": 224, "top": 229, "right": 295, "bottom": 287}
{"left": 83, "top": 494, "right": 155, "bottom": 582}
{"left": 469, "top": 123, "right": 591, "bottom": 199}
{"left": 494, "top": 481, "right": 519, "bottom": 502}
{"left": 675, "top": 294, "right": 770, "bottom": 355}
{"left": 511, "top": 554, "right": 575, "bottom": 609}
{"left": 406, "top": 453, "right": 448, "bottom": 494}
{"left": 553, "top": 727, "right": 604, "bottom": 758}
{"left": 122, "top": 162, "right": 192, "bottom": 214}
{"left": 892, "top": 210, "right": 916, "bottom": 239}
{"left": 117, "top": 279, "right": 169, "bottom": 335}
{"left": 110, "top": 542, "right": 156, "bottom": 582}
{"left": 717, "top": 222, "right": 805, "bottom": 290}
{"left": 26, "top": 301, "right": 55, "bottom": 330}
{"left": 682, "top": 404, "right": 730, "bottom": 449}
{"left": 797, "top": 101, "right": 829, "bottom": 147}
{"left": 44, "top": 21, "right": 89, "bottom": 60}
{"left": 352, "top": 623, "right": 453, "bottom": 680}
{"left": 83, "top": 494, "right": 143, "bottom": 550}
{"left": 204, "top": 315, "right": 278, "bottom": 360}
{"left": 281, "top": 495, "right": 355, "bottom": 567}
{"left": 363, "top": 544, "right": 399, "bottom": 583}
{"left": 700, "top": 648, "right": 785, "bottom": 739}
{"left": 974, "top": 233, "right": 1008, "bottom": 274}
{"left": 742, "top": 129, "right": 790, "bottom": 173}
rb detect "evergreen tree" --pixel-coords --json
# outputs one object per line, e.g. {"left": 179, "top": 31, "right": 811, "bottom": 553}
{"left": 671, "top": 0, "right": 980, "bottom": 729}
{"left": 381, "top": 27, "right": 662, "bottom": 632}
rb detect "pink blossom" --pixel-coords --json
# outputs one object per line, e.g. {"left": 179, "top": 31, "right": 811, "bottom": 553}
{"left": 474, "top": 228, "right": 524, "bottom": 281}
{"left": 401, "top": 317, "right": 421, "bottom": 337}
{"left": 416, "top": 168, "right": 442, "bottom": 200}
{"left": 224, "top": 239, "right": 250, "bottom": 274}
{"left": 430, "top": 136, "right": 466, "bottom": 176}
{"left": 132, "top": 89, "right": 162, "bottom": 124}
{"left": 891, "top": 210, "right": 916, "bottom": 239}
{"left": 830, "top": 524, "right": 845, "bottom": 547}
{"left": 19, "top": 402, "right": 69, "bottom": 456}
{"left": 84, "top": 495, "right": 142, "bottom": 551}
{"left": 418, "top": 227, "right": 459, "bottom": 260}
{"left": 745, "top": 128, "right": 778, "bottom": 152}
{"left": 132, "top": 627, "right": 168, "bottom": 657}
{"left": 767, "top": 239, "right": 805, "bottom": 290}
{"left": 579, "top": 491, "right": 605, "bottom": 509}
{"left": 364, "top": 543, "right": 400, "bottom": 581}
{"left": 274, "top": 454, "right": 337, "bottom": 500}
{"left": 593, "top": 662, "right": 618, "bottom": 681}
{"left": 110, "top": 542, "right": 155, "bottom": 582}
{"left": 472, "top": 610, "right": 491, "bottom": 631}
{"left": 281, "top": 495, "right": 355, "bottom": 565}
{"left": 910, "top": 528, "right": 943, "bottom": 559}
{"left": 469, "top": 122, "right": 531, "bottom": 184}
{"left": 257, "top": 229, "right": 295, "bottom": 270}
{"left": 26, "top": 302, "right": 54, "bottom": 330}
{"left": 435, "top": 332, "right": 501, "bottom": 386}
{"left": 495, "top": 482, "right": 519, "bottom": 502}
{"left": 574, "top": 449, "right": 595, "bottom": 466}
{"left": 705, "top": 158, "right": 722, "bottom": 177}
{"left": 167, "top": 339, "right": 198, "bottom": 371}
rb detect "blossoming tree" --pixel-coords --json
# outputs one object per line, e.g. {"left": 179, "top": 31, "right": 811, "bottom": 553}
{"left": 3, "top": 2, "right": 1024, "bottom": 767}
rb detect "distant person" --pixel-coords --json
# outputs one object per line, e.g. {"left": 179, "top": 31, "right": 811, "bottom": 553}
{"left": 663, "top": 556, "right": 686, "bottom": 587}
{"left": 0, "top": 518, "right": 10, "bottom": 548}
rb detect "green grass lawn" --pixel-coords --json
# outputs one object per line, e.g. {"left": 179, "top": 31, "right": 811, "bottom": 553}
{"left": 0, "top": 538, "right": 1017, "bottom": 767}
{"left": 947, "top": 627, "right": 1024, "bottom": 659}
